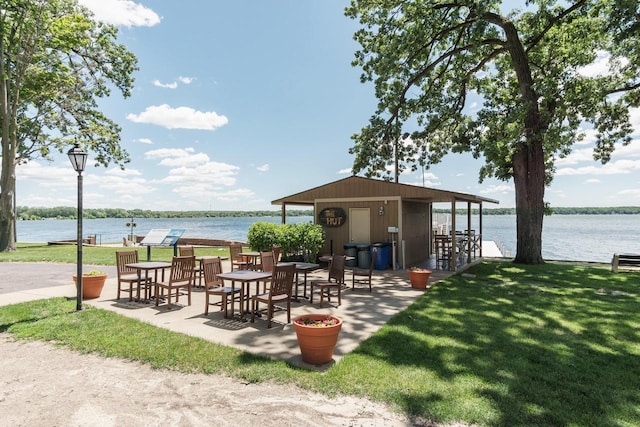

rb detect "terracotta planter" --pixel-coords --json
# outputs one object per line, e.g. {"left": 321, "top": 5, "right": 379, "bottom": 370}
{"left": 73, "top": 274, "right": 107, "bottom": 299}
{"left": 293, "top": 314, "right": 342, "bottom": 365}
{"left": 407, "top": 269, "right": 431, "bottom": 289}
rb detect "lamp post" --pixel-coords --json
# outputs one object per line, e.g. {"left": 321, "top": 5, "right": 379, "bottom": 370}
{"left": 68, "top": 143, "right": 87, "bottom": 311}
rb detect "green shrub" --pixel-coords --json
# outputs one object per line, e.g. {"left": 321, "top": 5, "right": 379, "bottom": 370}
{"left": 298, "top": 223, "right": 325, "bottom": 262}
{"left": 247, "top": 222, "right": 279, "bottom": 252}
{"left": 248, "top": 221, "right": 326, "bottom": 261}
{"left": 277, "top": 223, "right": 303, "bottom": 259}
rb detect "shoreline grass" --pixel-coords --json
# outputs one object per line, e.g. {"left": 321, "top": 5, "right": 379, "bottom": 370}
{"left": 0, "top": 243, "right": 230, "bottom": 265}
{"left": 1, "top": 260, "right": 638, "bottom": 425}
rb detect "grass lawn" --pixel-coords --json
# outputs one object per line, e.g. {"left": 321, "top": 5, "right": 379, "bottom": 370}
{"left": 1, "top": 254, "right": 638, "bottom": 426}
{"left": 0, "top": 242, "right": 230, "bottom": 265}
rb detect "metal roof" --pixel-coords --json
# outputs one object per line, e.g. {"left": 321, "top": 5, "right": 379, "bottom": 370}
{"left": 271, "top": 176, "right": 499, "bottom": 206}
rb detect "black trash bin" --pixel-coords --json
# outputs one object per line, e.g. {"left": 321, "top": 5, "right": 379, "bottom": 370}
{"left": 356, "top": 244, "right": 371, "bottom": 269}
{"left": 344, "top": 243, "right": 357, "bottom": 267}
{"left": 372, "top": 242, "right": 391, "bottom": 270}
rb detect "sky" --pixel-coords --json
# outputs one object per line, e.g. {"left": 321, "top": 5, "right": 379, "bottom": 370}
{"left": 15, "top": 0, "right": 640, "bottom": 211}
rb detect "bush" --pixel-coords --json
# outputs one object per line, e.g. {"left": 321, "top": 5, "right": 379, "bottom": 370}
{"left": 247, "top": 222, "right": 280, "bottom": 252}
{"left": 298, "top": 222, "right": 325, "bottom": 262}
{"left": 248, "top": 222, "right": 326, "bottom": 262}
{"left": 277, "top": 223, "right": 303, "bottom": 260}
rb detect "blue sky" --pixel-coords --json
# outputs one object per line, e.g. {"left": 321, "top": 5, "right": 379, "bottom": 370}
{"left": 15, "top": 0, "right": 640, "bottom": 211}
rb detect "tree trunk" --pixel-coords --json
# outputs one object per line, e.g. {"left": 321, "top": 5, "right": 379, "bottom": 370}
{"left": 0, "top": 187, "right": 15, "bottom": 252}
{"left": 512, "top": 141, "right": 545, "bottom": 264}
{"left": 498, "top": 18, "right": 546, "bottom": 264}
{"left": 0, "top": 57, "right": 17, "bottom": 252}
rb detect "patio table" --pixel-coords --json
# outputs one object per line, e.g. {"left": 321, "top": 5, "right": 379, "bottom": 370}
{"left": 125, "top": 261, "right": 172, "bottom": 302}
{"left": 217, "top": 270, "right": 272, "bottom": 319}
{"left": 239, "top": 251, "right": 261, "bottom": 269}
{"left": 283, "top": 262, "right": 319, "bottom": 301}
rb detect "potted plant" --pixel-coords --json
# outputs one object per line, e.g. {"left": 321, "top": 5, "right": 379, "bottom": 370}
{"left": 292, "top": 314, "right": 342, "bottom": 365}
{"left": 407, "top": 266, "right": 432, "bottom": 289}
{"left": 72, "top": 269, "right": 108, "bottom": 299}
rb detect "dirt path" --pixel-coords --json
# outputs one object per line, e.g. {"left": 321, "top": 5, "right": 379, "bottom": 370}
{"left": 0, "top": 334, "right": 411, "bottom": 426}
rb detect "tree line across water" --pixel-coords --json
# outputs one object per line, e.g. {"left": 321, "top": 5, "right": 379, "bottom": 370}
{"left": 15, "top": 206, "right": 640, "bottom": 221}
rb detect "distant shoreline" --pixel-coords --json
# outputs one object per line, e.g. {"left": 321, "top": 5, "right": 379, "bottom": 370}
{"left": 16, "top": 206, "right": 640, "bottom": 221}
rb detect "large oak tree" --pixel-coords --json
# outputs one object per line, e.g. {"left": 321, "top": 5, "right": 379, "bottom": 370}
{"left": 0, "top": 0, "right": 137, "bottom": 251}
{"left": 346, "top": 0, "right": 639, "bottom": 264}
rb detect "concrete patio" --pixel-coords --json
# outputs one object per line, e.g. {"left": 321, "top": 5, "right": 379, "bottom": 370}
{"left": 1, "top": 260, "right": 454, "bottom": 369}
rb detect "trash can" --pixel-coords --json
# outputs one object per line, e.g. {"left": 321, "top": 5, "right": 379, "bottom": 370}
{"left": 344, "top": 243, "right": 357, "bottom": 267}
{"left": 357, "top": 244, "right": 371, "bottom": 269}
{"left": 372, "top": 242, "right": 391, "bottom": 270}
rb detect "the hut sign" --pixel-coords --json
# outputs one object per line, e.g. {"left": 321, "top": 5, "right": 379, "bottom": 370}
{"left": 318, "top": 207, "right": 347, "bottom": 227}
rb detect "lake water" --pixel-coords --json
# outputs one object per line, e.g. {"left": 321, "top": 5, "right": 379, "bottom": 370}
{"left": 15, "top": 214, "right": 639, "bottom": 263}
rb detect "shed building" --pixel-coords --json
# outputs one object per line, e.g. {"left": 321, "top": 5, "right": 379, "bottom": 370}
{"left": 272, "top": 176, "right": 499, "bottom": 270}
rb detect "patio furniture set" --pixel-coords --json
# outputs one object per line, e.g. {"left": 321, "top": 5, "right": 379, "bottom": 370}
{"left": 115, "top": 243, "right": 377, "bottom": 329}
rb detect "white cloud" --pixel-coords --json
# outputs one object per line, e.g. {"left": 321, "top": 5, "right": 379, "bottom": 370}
{"left": 480, "top": 184, "right": 514, "bottom": 195}
{"left": 338, "top": 168, "right": 352, "bottom": 175}
{"left": 557, "top": 139, "right": 640, "bottom": 166}
{"left": 630, "top": 107, "right": 640, "bottom": 137}
{"left": 145, "top": 147, "right": 195, "bottom": 159}
{"left": 158, "top": 153, "right": 210, "bottom": 168}
{"left": 16, "top": 161, "right": 75, "bottom": 186}
{"left": 153, "top": 80, "right": 178, "bottom": 89}
{"left": 127, "top": 104, "right": 229, "bottom": 130}
{"left": 257, "top": 164, "right": 269, "bottom": 172}
{"left": 161, "top": 162, "right": 239, "bottom": 186}
{"left": 618, "top": 188, "right": 640, "bottom": 197}
{"left": 146, "top": 147, "right": 213, "bottom": 167}
{"left": 145, "top": 147, "right": 240, "bottom": 188}
{"left": 556, "top": 146, "right": 595, "bottom": 166}
{"left": 94, "top": 173, "right": 152, "bottom": 197}
{"left": 575, "top": 127, "right": 598, "bottom": 146}
{"left": 136, "top": 138, "right": 153, "bottom": 144}
{"left": 557, "top": 159, "right": 640, "bottom": 175}
{"left": 78, "top": 0, "right": 161, "bottom": 27}
{"left": 105, "top": 167, "right": 142, "bottom": 177}
{"left": 153, "top": 77, "right": 194, "bottom": 89}
{"left": 215, "top": 188, "right": 256, "bottom": 202}
{"left": 584, "top": 178, "right": 600, "bottom": 184}
{"left": 577, "top": 50, "right": 630, "bottom": 78}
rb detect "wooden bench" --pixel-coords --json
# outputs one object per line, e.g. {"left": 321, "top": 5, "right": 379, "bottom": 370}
{"left": 611, "top": 253, "right": 640, "bottom": 273}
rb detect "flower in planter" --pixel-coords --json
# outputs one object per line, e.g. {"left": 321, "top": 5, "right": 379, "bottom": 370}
{"left": 85, "top": 269, "right": 107, "bottom": 276}
{"left": 294, "top": 315, "right": 339, "bottom": 327}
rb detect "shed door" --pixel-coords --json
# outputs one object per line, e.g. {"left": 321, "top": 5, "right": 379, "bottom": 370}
{"left": 349, "top": 208, "right": 370, "bottom": 243}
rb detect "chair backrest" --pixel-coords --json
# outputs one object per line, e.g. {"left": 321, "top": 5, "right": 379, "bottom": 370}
{"left": 201, "top": 256, "right": 223, "bottom": 287}
{"left": 269, "top": 263, "right": 296, "bottom": 297}
{"left": 229, "top": 243, "right": 243, "bottom": 260}
{"left": 260, "top": 251, "right": 275, "bottom": 273}
{"left": 328, "top": 254, "right": 346, "bottom": 284}
{"left": 170, "top": 256, "right": 195, "bottom": 284}
{"left": 272, "top": 245, "right": 281, "bottom": 263}
{"left": 178, "top": 245, "right": 195, "bottom": 257}
{"left": 116, "top": 250, "right": 138, "bottom": 277}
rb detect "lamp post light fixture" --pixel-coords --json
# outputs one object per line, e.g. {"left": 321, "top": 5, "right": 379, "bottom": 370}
{"left": 68, "top": 143, "right": 87, "bottom": 311}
